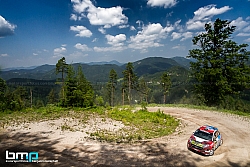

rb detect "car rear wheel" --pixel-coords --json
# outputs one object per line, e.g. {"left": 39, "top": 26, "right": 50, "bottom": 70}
{"left": 219, "top": 139, "right": 223, "bottom": 146}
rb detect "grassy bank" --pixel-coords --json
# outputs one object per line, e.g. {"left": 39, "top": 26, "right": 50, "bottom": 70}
{"left": 0, "top": 105, "right": 179, "bottom": 143}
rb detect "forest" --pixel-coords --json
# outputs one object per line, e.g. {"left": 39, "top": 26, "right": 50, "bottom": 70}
{"left": 0, "top": 19, "right": 250, "bottom": 113}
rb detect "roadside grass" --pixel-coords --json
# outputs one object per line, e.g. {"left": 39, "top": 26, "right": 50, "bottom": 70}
{"left": 0, "top": 105, "right": 179, "bottom": 143}
{"left": 3, "top": 103, "right": 249, "bottom": 143}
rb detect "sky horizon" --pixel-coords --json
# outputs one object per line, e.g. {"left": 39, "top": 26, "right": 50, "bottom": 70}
{"left": 0, "top": 0, "right": 250, "bottom": 68}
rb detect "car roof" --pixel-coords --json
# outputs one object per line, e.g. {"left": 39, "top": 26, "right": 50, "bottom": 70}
{"left": 198, "top": 125, "right": 218, "bottom": 134}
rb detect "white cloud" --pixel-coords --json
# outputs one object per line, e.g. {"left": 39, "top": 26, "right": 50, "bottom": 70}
{"left": 106, "top": 34, "right": 126, "bottom": 46}
{"left": 33, "top": 53, "right": 38, "bottom": 56}
{"left": 71, "top": 0, "right": 128, "bottom": 27}
{"left": 130, "top": 26, "right": 136, "bottom": 31}
{"left": 92, "top": 38, "right": 98, "bottom": 42}
{"left": 70, "top": 14, "right": 77, "bottom": 21}
{"left": 70, "top": 25, "right": 92, "bottom": 37}
{"left": 98, "top": 27, "right": 106, "bottom": 34}
{"left": 128, "top": 23, "right": 174, "bottom": 51}
{"left": 180, "top": 32, "right": 193, "bottom": 41}
{"left": 53, "top": 46, "right": 67, "bottom": 57}
{"left": 244, "top": 38, "right": 250, "bottom": 42}
{"left": 118, "top": 25, "right": 129, "bottom": 29}
{"left": 186, "top": 5, "right": 232, "bottom": 30}
{"left": 0, "top": 53, "right": 8, "bottom": 57}
{"left": 231, "top": 17, "right": 249, "bottom": 31}
{"left": 93, "top": 46, "right": 125, "bottom": 52}
{"left": 147, "top": 0, "right": 177, "bottom": 8}
{"left": 0, "top": 15, "right": 16, "bottom": 37}
{"left": 243, "top": 26, "right": 250, "bottom": 32}
{"left": 171, "top": 31, "right": 193, "bottom": 41}
{"left": 236, "top": 33, "right": 250, "bottom": 37}
{"left": 171, "top": 32, "right": 182, "bottom": 40}
{"left": 172, "top": 44, "right": 185, "bottom": 50}
{"left": 74, "top": 43, "right": 92, "bottom": 51}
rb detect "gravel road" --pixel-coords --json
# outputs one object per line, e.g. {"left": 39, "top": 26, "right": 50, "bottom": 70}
{"left": 1, "top": 107, "right": 250, "bottom": 167}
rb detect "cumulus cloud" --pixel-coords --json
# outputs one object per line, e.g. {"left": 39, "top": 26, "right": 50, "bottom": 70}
{"left": 70, "top": 25, "right": 92, "bottom": 37}
{"left": 70, "top": 14, "right": 78, "bottom": 21}
{"left": 71, "top": 0, "right": 128, "bottom": 27}
{"left": 130, "top": 26, "right": 136, "bottom": 31}
{"left": 74, "top": 43, "right": 92, "bottom": 51}
{"left": 0, "top": 15, "right": 16, "bottom": 37}
{"left": 128, "top": 23, "right": 174, "bottom": 51}
{"left": 171, "top": 32, "right": 182, "bottom": 40}
{"left": 53, "top": 46, "right": 67, "bottom": 58}
{"left": 231, "top": 17, "right": 249, "bottom": 31}
{"left": 171, "top": 31, "right": 193, "bottom": 41}
{"left": 106, "top": 34, "right": 126, "bottom": 46}
{"left": 186, "top": 5, "right": 232, "bottom": 30}
{"left": 98, "top": 27, "right": 106, "bottom": 34}
{"left": 243, "top": 26, "right": 250, "bottom": 32}
{"left": 147, "top": 0, "right": 177, "bottom": 8}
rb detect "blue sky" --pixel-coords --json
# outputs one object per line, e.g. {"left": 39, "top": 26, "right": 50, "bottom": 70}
{"left": 0, "top": 0, "right": 250, "bottom": 68}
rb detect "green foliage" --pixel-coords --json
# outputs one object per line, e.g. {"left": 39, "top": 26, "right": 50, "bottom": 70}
{"left": 122, "top": 62, "right": 138, "bottom": 105}
{"left": 61, "top": 64, "right": 94, "bottom": 108}
{"left": 0, "top": 78, "right": 7, "bottom": 111}
{"left": 56, "top": 57, "right": 68, "bottom": 101}
{"left": 161, "top": 72, "right": 171, "bottom": 104}
{"left": 47, "top": 89, "right": 57, "bottom": 104}
{"left": 106, "top": 69, "right": 118, "bottom": 106}
{"left": 187, "top": 18, "right": 250, "bottom": 106}
{"left": 95, "top": 95, "right": 105, "bottom": 106}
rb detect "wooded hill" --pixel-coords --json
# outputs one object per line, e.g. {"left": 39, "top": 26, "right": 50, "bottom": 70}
{"left": 0, "top": 57, "right": 192, "bottom": 83}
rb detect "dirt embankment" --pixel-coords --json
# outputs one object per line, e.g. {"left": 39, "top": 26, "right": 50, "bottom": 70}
{"left": 1, "top": 107, "right": 250, "bottom": 167}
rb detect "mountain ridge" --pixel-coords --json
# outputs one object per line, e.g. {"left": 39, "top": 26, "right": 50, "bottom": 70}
{"left": 0, "top": 57, "right": 192, "bottom": 83}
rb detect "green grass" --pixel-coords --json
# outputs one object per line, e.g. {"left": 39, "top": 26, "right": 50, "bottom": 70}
{"left": 0, "top": 105, "right": 179, "bottom": 143}
{"left": 3, "top": 103, "right": 249, "bottom": 143}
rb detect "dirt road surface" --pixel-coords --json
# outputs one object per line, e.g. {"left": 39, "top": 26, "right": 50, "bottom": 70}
{"left": 1, "top": 107, "right": 250, "bottom": 167}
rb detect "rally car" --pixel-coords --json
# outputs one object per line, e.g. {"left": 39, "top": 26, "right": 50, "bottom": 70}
{"left": 187, "top": 125, "right": 223, "bottom": 156}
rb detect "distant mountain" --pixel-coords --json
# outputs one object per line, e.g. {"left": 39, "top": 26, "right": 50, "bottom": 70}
{"left": 171, "top": 56, "right": 193, "bottom": 68}
{"left": 131, "top": 57, "right": 180, "bottom": 76}
{"left": 84, "top": 60, "right": 123, "bottom": 66}
{"left": 2, "top": 66, "right": 38, "bottom": 71}
{"left": 0, "top": 57, "right": 192, "bottom": 83}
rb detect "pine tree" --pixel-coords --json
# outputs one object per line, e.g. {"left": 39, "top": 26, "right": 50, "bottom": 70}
{"left": 161, "top": 72, "right": 171, "bottom": 104}
{"left": 64, "top": 65, "right": 77, "bottom": 107}
{"left": 75, "top": 65, "right": 94, "bottom": 107}
{"left": 0, "top": 78, "right": 6, "bottom": 111}
{"left": 107, "top": 69, "right": 117, "bottom": 107}
{"left": 47, "top": 89, "right": 56, "bottom": 104}
{"left": 56, "top": 57, "right": 68, "bottom": 100}
{"left": 122, "top": 62, "right": 138, "bottom": 105}
{"left": 187, "top": 18, "right": 250, "bottom": 106}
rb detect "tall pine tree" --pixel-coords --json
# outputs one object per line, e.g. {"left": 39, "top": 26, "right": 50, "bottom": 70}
{"left": 122, "top": 62, "right": 138, "bottom": 106}
{"left": 187, "top": 18, "right": 250, "bottom": 106}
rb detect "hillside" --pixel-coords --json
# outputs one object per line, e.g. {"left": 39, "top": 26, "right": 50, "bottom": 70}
{"left": 0, "top": 57, "right": 191, "bottom": 83}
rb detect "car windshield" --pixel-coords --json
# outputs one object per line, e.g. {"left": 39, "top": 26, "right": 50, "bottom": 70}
{"left": 193, "top": 130, "right": 213, "bottom": 141}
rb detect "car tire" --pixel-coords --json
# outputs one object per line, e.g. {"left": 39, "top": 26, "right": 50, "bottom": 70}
{"left": 219, "top": 139, "right": 223, "bottom": 146}
{"left": 209, "top": 148, "right": 214, "bottom": 156}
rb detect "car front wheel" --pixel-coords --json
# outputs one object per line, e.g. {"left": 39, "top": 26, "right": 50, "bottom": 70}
{"left": 209, "top": 148, "right": 214, "bottom": 156}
